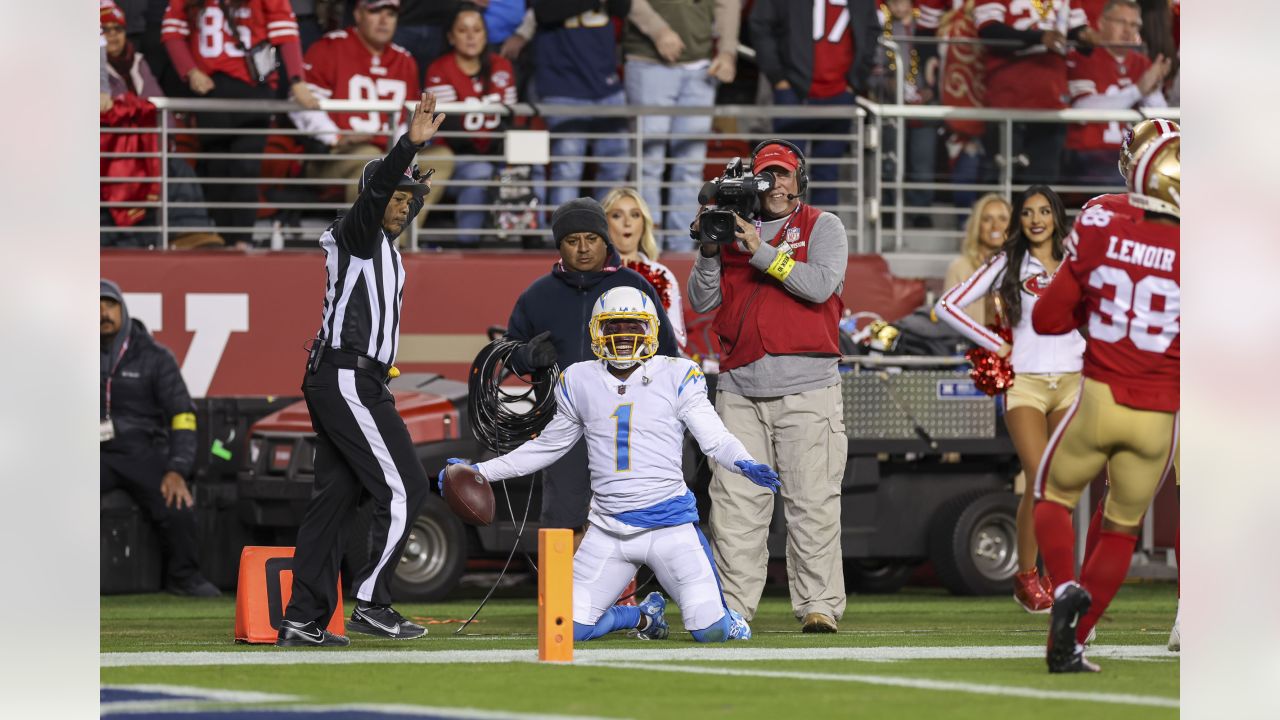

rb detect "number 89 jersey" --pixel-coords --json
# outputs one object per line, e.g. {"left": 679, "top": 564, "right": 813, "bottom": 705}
{"left": 1032, "top": 204, "right": 1180, "bottom": 412}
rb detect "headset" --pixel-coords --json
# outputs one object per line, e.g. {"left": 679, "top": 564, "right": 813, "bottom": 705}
{"left": 751, "top": 138, "right": 809, "bottom": 197}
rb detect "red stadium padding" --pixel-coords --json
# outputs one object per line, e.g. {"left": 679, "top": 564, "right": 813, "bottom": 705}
{"left": 100, "top": 250, "right": 925, "bottom": 397}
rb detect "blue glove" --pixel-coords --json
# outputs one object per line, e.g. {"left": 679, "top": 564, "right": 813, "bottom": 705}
{"left": 438, "top": 457, "right": 477, "bottom": 496}
{"left": 735, "top": 460, "right": 780, "bottom": 493}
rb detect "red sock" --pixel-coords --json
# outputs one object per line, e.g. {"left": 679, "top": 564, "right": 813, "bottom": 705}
{"left": 1076, "top": 531, "right": 1139, "bottom": 644}
{"left": 1084, "top": 493, "right": 1105, "bottom": 560}
{"left": 1033, "top": 501, "right": 1076, "bottom": 589}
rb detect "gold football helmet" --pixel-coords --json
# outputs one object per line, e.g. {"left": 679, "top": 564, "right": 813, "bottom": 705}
{"left": 1127, "top": 134, "right": 1180, "bottom": 218}
{"left": 1119, "top": 118, "right": 1180, "bottom": 181}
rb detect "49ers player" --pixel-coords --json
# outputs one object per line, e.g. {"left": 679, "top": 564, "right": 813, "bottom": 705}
{"left": 1030, "top": 134, "right": 1180, "bottom": 673}
{"left": 1081, "top": 117, "right": 1179, "bottom": 220}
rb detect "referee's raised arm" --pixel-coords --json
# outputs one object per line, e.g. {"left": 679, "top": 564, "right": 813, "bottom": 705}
{"left": 337, "top": 91, "right": 445, "bottom": 258}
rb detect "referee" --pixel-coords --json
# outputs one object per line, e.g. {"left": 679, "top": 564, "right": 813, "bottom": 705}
{"left": 277, "top": 92, "right": 445, "bottom": 648}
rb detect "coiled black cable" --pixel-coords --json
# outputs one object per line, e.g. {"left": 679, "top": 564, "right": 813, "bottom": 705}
{"left": 467, "top": 338, "right": 560, "bottom": 454}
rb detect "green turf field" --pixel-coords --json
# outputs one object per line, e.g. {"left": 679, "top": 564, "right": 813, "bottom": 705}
{"left": 100, "top": 583, "right": 1179, "bottom": 719}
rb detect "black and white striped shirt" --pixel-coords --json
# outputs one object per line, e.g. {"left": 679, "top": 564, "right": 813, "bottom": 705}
{"left": 316, "top": 136, "right": 424, "bottom": 364}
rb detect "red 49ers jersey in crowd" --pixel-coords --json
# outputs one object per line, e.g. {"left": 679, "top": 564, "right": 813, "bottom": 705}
{"left": 424, "top": 53, "right": 517, "bottom": 155}
{"left": 1066, "top": 48, "right": 1153, "bottom": 150}
{"left": 974, "top": 0, "right": 1086, "bottom": 109}
{"left": 161, "top": 0, "right": 299, "bottom": 85}
{"left": 304, "top": 30, "right": 420, "bottom": 148}
{"left": 1032, "top": 203, "right": 1180, "bottom": 412}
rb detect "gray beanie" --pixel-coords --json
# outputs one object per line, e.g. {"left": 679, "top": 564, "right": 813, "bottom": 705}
{"left": 551, "top": 197, "right": 611, "bottom": 245}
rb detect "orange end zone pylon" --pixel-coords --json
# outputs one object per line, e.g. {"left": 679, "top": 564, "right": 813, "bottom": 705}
{"left": 233, "top": 546, "right": 345, "bottom": 644}
{"left": 538, "top": 528, "right": 573, "bottom": 662}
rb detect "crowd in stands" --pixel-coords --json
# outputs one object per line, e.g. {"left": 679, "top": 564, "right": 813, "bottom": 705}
{"left": 100, "top": 0, "right": 1181, "bottom": 250}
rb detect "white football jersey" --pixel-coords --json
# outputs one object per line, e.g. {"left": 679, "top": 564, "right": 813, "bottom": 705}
{"left": 475, "top": 357, "right": 755, "bottom": 533}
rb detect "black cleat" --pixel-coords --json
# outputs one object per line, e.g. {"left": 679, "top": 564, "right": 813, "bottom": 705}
{"left": 275, "top": 619, "right": 350, "bottom": 647}
{"left": 348, "top": 603, "right": 427, "bottom": 640}
{"left": 1047, "top": 581, "right": 1099, "bottom": 673}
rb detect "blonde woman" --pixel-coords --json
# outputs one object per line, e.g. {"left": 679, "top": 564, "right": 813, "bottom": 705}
{"left": 944, "top": 193, "right": 1012, "bottom": 327}
{"left": 602, "top": 188, "right": 688, "bottom": 349}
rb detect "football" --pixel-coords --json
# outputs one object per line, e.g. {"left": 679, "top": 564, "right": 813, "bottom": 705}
{"left": 442, "top": 463, "right": 495, "bottom": 526}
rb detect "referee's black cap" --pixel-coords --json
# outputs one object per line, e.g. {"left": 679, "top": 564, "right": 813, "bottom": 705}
{"left": 359, "top": 159, "right": 430, "bottom": 198}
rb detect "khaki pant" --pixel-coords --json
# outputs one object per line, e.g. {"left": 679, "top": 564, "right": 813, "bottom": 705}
{"left": 708, "top": 384, "right": 847, "bottom": 622}
{"left": 1037, "top": 377, "right": 1179, "bottom": 526}
{"left": 305, "top": 143, "right": 455, "bottom": 226}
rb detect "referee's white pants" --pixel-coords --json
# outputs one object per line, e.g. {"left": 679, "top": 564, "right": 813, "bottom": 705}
{"left": 708, "top": 384, "right": 848, "bottom": 622}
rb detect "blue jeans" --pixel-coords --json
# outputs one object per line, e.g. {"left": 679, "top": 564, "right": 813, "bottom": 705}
{"left": 772, "top": 88, "right": 855, "bottom": 209}
{"left": 881, "top": 121, "right": 939, "bottom": 226}
{"left": 450, "top": 160, "right": 496, "bottom": 245}
{"left": 625, "top": 60, "right": 717, "bottom": 241}
{"left": 542, "top": 92, "right": 631, "bottom": 207}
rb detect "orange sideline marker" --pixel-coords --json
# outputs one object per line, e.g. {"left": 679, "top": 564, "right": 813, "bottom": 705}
{"left": 537, "top": 528, "right": 573, "bottom": 662}
{"left": 233, "top": 546, "right": 344, "bottom": 644}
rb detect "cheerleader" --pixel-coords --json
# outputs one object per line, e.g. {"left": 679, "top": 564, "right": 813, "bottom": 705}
{"left": 602, "top": 187, "right": 688, "bottom": 349}
{"left": 935, "top": 185, "right": 1085, "bottom": 613}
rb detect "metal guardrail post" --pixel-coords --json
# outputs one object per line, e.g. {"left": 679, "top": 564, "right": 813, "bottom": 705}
{"left": 1001, "top": 118, "right": 1014, "bottom": 201}
{"left": 160, "top": 108, "right": 169, "bottom": 250}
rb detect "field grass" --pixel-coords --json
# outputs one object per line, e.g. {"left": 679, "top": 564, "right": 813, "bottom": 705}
{"left": 101, "top": 583, "right": 1179, "bottom": 719}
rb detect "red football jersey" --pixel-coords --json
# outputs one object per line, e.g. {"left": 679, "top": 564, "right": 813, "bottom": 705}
{"left": 304, "top": 30, "right": 420, "bottom": 148}
{"left": 1082, "top": 192, "right": 1144, "bottom": 222}
{"left": 1066, "top": 49, "right": 1152, "bottom": 150}
{"left": 809, "top": 0, "right": 857, "bottom": 98}
{"left": 915, "top": 0, "right": 957, "bottom": 31}
{"left": 974, "top": 0, "right": 1086, "bottom": 109}
{"left": 161, "top": 0, "right": 299, "bottom": 85}
{"left": 1032, "top": 203, "right": 1180, "bottom": 412}
{"left": 424, "top": 53, "right": 517, "bottom": 154}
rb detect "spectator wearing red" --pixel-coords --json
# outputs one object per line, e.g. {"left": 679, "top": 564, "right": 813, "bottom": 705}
{"left": 102, "top": 1, "right": 223, "bottom": 249}
{"left": 425, "top": 2, "right": 518, "bottom": 244}
{"left": 161, "top": 0, "right": 319, "bottom": 246}
{"left": 974, "top": 0, "right": 1094, "bottom": 184}
{"left": 291, "top": 0, "right": 436, "bottom": 206}
{"left": 750, "top": 0, "right": 880, "bottom": 209}
{"left": 1065, "top": 0, "right": 1169, "bottom": 184}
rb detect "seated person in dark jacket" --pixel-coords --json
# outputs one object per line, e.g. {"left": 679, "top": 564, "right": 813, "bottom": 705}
{"left": 100, "top": 279, "right": 219, "bottom": 597}
{"left": 505, "top": 198, "right": 680, "bottom": 537}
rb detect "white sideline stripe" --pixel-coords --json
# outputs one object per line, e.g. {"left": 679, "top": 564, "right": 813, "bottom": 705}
{"left": 102, "top": 684, "right": 297, "bottom": 702}
{"left": 592, "top": 661, "right": 1179, "bottom": 709}
{"left": 100, "top": 645, "right": 1172, "bottom": 667}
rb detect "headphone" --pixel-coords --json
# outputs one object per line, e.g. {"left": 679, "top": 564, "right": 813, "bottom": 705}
{"left": 751, "top": 138, "right": 808, "bottom": 197}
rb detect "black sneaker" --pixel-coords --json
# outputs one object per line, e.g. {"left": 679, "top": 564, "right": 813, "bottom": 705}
{"left": 164, "top": 576, "right": 222, "bottom": 598}
{"left": 275, "top": 619, "right": 350, "bottom": 647}
{"left": 1047, "top": 581, "right": 1100, "bottom": 673}
{"left": 348, "top": 603, "right": 427, "bottom": 640}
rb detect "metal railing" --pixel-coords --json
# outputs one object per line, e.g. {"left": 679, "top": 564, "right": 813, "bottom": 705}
{"left": 101, "top": 95, "right": 1178, "bottom": 275}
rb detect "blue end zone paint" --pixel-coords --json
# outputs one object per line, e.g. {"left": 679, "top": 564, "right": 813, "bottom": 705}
{"left": 101, "top": 688, "right": 205, "bottom": 703}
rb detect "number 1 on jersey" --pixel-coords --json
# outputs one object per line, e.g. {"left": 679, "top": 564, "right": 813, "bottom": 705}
{"left": 611, "top": 403, "right": 633, "bottom": 472}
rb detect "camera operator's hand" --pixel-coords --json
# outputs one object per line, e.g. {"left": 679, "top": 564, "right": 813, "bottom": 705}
{"left": 733, "top": 214, "right": 762, "bottom": 255}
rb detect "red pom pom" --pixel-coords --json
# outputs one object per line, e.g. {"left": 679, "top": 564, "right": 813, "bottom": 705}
{"left": 965, "top": 324, "right": 1015, "bottom": 396}
{"left": 624, "top": 260, "right": 672, "bottom": 311}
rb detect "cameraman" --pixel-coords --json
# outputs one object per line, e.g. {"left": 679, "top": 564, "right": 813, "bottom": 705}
{"left": 687, "top": 140, "right": 849, "bottom": 634}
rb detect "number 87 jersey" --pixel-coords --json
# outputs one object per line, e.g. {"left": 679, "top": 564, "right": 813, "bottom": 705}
{"left": 1032, "top": 204, "right": 1180, "bottom": 412}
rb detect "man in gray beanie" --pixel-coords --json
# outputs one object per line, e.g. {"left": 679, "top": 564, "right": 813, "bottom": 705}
{"left": 101, "top": 279, "right": 219, "bottom": 597}
{"left": 503, "top": 197, "right": 681, "bottom": 538}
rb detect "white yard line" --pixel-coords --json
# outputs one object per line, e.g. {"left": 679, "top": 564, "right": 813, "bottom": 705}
{"left": 588, "top": 661, "right": 1179, "bottom": 709}
{"left": 101, "top": 644, "right": 1173, "bottom": 667}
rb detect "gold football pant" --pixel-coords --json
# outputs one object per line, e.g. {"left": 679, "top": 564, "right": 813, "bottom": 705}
{"left": 1035, "top": 378, "right": 1179, "bottom": 526}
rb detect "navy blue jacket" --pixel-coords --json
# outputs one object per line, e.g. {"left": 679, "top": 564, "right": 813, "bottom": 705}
{"left": 506, "top": 247, "right": 679, "bottom": 372}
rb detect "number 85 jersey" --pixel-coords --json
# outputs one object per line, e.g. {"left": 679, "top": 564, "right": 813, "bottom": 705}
{"left": 1032, "top": 204, "right": 1180, "bottom": 412}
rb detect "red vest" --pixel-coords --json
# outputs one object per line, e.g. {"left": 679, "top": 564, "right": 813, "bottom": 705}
{"left": 713, "top": 204, "right": 844, "bottom": 372}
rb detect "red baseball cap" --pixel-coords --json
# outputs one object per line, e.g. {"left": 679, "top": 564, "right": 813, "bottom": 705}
{"left": 752, "top": 142, "right": 800, "bottom": 174}
{"left": 358, "top": 0, "right": 401, "bottom": 9}
{"left": 100, "top": 0, "right": 126, "bottom": 27}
